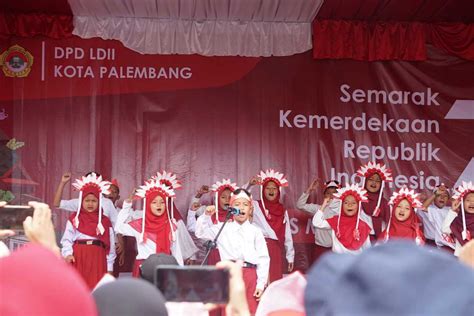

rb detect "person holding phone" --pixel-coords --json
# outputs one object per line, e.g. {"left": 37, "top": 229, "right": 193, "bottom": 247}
{"left": 195, "top": 188, "right": 270, "bottom": 314}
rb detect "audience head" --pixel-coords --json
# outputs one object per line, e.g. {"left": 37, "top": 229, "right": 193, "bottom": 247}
{"left": 305, "top": 241, "right": 474, "bottom": 316}
{"left": 93, "top": 278, "right": 168, "bottom": 316}
{"left": 140, "top": 253, "right": 179, "bottom": 283}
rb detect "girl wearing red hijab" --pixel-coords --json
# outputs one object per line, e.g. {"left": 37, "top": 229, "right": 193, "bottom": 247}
{"left": 442, "top": 181, "right": 474, "bottom": 256}
{"left": 357, "top": 162, "right": 393, "bottom": 240}
{"left": 60, "top": 174, "right": 116, "bottom": 289}
{"left": 250, "top": 169, "right": 294, "bottom": 283}
{"left": 313, "top": 184, "right": 372, "bottom": 254}
{"left": 379, "top": 187, "right": 425, "bottom": 245}
{"left": 115, "top": 179, "right": 196, "bottom": 277}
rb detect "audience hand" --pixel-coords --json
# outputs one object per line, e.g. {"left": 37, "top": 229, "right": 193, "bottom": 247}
{"left": 216, "top": 260, "right": 250, "bottom": 316}
{"left": 23, "top": 202, "right": 60, "bottom": 256}
{"left": 0, "top": 202, "right": 15, "bottom": 239}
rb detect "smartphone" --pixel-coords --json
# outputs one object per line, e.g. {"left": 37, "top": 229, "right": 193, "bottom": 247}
{"left": 155, "top": 265, "right": 229, "bottom": 304}
{"left": 0, "top": 205, "right": 34, "bottom": 231}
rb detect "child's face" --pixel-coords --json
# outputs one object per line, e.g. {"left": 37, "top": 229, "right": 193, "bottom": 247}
{"left": 264, "top": 181, "right": 279, "bottom": 201}
{"left": 342, "top": 195, "right": 358, "bottom": 216}
{"left": 150, "top": 195, "right": 166, "bottom": 216}
{"left": 106, "top": 184, "right": 120, "bottom": 204}
{"left": 366, "top": 173, "right": 382, "bottom": 193}
{"left": 232, "top": 197, "right": 252, "bottom": 224}
{"left": 324, "top": 187, "right": 337, "bottom": 199}
{"left": 395, "top": 199, "right": 412, "bottom": 222}
{"left": 83, "top": 194, "right": 99, "bottom": 212}
{"left": 464, "top": 193, "right": 474, "bottom": 214}
{"left": 434, "top": 192, "right": 449, "bottom": 208}
{"left": 219, "top": 189, "right": 231, "bottom": 209}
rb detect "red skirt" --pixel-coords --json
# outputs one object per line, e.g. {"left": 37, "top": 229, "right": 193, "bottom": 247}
{"left": 207, "top": 248, "right": 221, "bottom": 266}
{"left": 72, "top": 241, "right": 107, "bottom": 290}
{"left": 265, "top": 238, "right": 283, "bottom": 283}
{"left": 242, "top": 267, "right": 258, "bottom": 314}
{"left": 132, "top": 259, "right": 144, "bottom": 278}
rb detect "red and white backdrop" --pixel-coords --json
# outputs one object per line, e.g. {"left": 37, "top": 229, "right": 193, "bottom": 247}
{"left": 1, "top": 0, "right": 473, "bottom": 269}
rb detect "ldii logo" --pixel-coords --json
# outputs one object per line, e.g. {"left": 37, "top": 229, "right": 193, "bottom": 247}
{"left": 0, "top": 45, "right": 34, "bottom": 77}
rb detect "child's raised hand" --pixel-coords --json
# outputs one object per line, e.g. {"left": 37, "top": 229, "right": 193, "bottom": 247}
{"left": 249, "top": 176, "right": 261, "bottom": 186}
{"left": 61, "top": 172, "right": 72, "bottom": 184}
{"left": 191, "top": 202, "right": 201, "bottom": 211}
{"left": 196, "top": 185, "right": 210, "bottom": 197}
{"left": 452, "top": 199, "right": 461, "bottom": 212}
{"left": 205, "top": 205, "right": 216, "bottom": 216}
{"left": 65, "top": 255, "right": 75, "bottom": 263}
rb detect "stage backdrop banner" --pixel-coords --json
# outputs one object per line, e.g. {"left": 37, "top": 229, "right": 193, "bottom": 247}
{"left": 1, "top": 37, "right": 473, "bottom": 270}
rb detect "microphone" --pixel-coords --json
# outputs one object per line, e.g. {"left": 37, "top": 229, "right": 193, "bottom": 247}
{"left": 224, "top": 205, "right": 240, "bottom": 215}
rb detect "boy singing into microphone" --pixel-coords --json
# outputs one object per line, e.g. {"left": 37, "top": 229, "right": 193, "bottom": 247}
{"left": 195, "top": 188, "right": 270, "bottom": 314}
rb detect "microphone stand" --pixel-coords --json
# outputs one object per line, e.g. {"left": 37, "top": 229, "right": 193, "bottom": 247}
{"left": 201, "top": 210, "right": 234, "bottom": 266}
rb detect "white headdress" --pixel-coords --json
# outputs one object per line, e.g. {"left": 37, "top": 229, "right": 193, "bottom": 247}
{"left": 258, "top": 169, "right": 289, "bottom": 217}
{"left": 211, "top": 179, "right": 238, "bottom": 223}
{"left": 135, "top": 179, "right": 176, "bottom": 243}
{"left": 384, "top": 187, "right": 424, "bottom": 245}
{"left": 151, "top": 170, "right": 182, "bottom": 220}
{"left": 72, "top": 174, "right": 111, "bottom": 235}
{"left": 333, "top": 184, "right": 368, "bottom": 240}
{"left": 452, "top": 181, "right": 474, "bottom": 241}
{"left": 357, "top": 161, "right": 393, "bottom": 216}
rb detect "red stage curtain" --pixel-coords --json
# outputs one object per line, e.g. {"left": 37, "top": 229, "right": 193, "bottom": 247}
{"left": 427, "top": 23, "right": 474, "bottom": 61}
{"left": 0, "top": 13, "right": 73, "bottom": 40}
{"left": 312, "top": 20, "right": 426, "bottom": 61}
{"left": 313, "top": 20, "right": 474, "bottom": 61}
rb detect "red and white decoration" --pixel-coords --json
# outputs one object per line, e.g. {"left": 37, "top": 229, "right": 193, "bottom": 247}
{"left": 333, "top": 183, "right": 368, "bottom": 241}
{"left": 211, "top": 178, "right": 237, "bottom": 223}
{"left": 258, "top": 169, "right": 289, "bottom": 217}
{"left": 357, "top": 161, "right": 393, "bottom": 216}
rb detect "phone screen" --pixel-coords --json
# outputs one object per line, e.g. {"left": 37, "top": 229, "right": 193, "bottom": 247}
{"left": 0, "top": 205, "right": 34, "bottom": 231}
{"left": 155, "top": 265, "right": 229, "bottom": 304}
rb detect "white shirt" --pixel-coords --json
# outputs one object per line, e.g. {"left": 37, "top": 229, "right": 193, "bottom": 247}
{"left": 60, "top": 197, "right": 118, "bottom": 227}
{"left": 115, "top": 201, "right": 198, "bottom": 265}
{"left": 195, "top": 214, "right": 270, "bottom": 290}
{"left": 441, "top": 210, "right": 463, "bottom": 256}
{"left": 251, "top": 201, "right": 295, "bottom": 263}
{"left": 418, "top": 205, "right": 455, "bottom": 249}
{"left": 296, "top": 193, "right": 341, "bottom": 247}
{"left": 60, "top": 221, "right": 116, "bottom": 271}
{"left": 312, "top": 210, "right": 371, "bottom": 254}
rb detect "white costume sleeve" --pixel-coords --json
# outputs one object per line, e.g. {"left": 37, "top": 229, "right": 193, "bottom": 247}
{"left": 441, "top": 210, "right": 458, "bottom": 234}
{"left": 60, "top": 221, "right": 75, "bottom": 257}
{"left": 313, "top": 210, "right": 331, "bottom": 229}
{"left": 106, "top": 227, "right": 116, "bottom": 271}
{"left": 186, "top": 205, "right": 206, "bottom": 233}
{"left": 173, "top": 220, "right": 199, "bottom": 261}
{"left": 59, "top": 199, "right": 79, "bottom": 212}
{"left": 296, "top": 193, "right": 320, "bottom": 214}
{"left": 114, "top": 201, "right": 139, "bottom": 238}
{"left": 195, "top": 214, "right": 220, "bottom": 240}
{"left": 284, "top": 211, "right": 294, "bottom": 263}
{"left": 102, "top": 198, "right": 118, "bottom": 227}
{"left": 255, "top": 229, "right": 270, "bottom": 290}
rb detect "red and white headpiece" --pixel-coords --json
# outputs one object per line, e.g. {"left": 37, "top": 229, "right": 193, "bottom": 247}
{"left": 110, "top": 178, "right": 120, "bottom": 189}
{"left": 333, "top": 184, "right": 368, "bottom": 240}
{"left": 357, "top": 162, "right": 393, "bottom": 217}
{"left": 453, "top": 181, "right": 474, "bottom": 241}
{"left": 388, "top": 187, "right": 423, "bottom": 208}
{"left": 151, "top": 170, "right": 183, "bottom": 190}
{"left": 230, "top": 189, "right": 253, "bottom": 204}
{"left": 72, "top": 174, "right": 111, "bottom": 235}
{"left": 385, "top": 187, "right": 424, "bottom": 245}
{"left": 258, "top": 169, "right": 288, "bottom": 216}
{"left": 211, "top": 179, "right": 238, "bottom": 223}
{"left": 135, "top": 179, "right": 176, "bottom": 242}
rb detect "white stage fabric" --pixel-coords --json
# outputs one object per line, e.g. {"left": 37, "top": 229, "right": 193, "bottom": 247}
{"left": 69, "top": 0, "right": 324, "bottom": 56}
